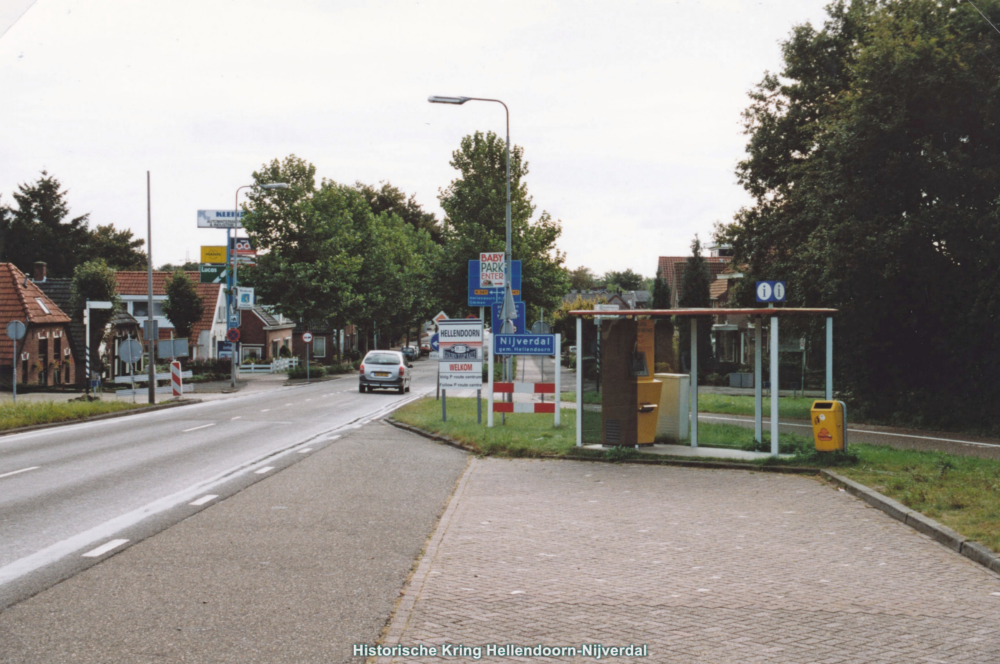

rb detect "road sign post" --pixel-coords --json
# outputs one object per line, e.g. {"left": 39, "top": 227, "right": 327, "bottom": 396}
{"left": 6, "top": 320, "right": 26, "bottom": 403}
{"left": 119, "top": 338, "right": 143, "bottom": 404}
{"left": 303, "top": 332, "right": 313, "bottom": 382}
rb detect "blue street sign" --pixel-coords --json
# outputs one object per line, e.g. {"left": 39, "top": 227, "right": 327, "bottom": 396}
{"left": 756, "top": 281, "right": 787, "bottom": 303}
{"left": 494, "top": 333, "right": 555, "bottom": 356}
{"left": 430, "top": 333, "right": 439, "bottom": 352}
{"left": 468, "top": 260, "right": 522, "bottom": 307}
{"left": 491, "top": 301, "right": 527, "bottom": 336}
{"left": 217, "top": 340, "right": 235, "bottom": 359}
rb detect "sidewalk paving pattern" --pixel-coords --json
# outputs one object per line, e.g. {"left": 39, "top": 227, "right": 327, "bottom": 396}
{"left": 381, "top": 458, "right": 1000, "bottom": 663}
{"left": 0, "top": 422, "right": 467, "bottom": 664}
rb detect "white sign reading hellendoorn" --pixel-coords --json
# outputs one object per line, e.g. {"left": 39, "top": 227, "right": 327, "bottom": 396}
{"left": 438, "top": 319, "right": 483, "bottom": 389}
{"left": 479, "top": 252, "right": 505, "bottom": 288}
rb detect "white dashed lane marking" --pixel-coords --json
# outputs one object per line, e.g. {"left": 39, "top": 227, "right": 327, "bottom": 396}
{"left": 82, "top": 539, "right": 128, "bottom": 558}
{"left": 255, "top": 466, "right": 275, "bottom": 474}
{"left": 297, "top": 448, "right": 312, "bottom": 454}
{"left": 182, "top": 423, "right": 216, "bottom": 433}
{"left": 190, "top": 494, "right": 218, "bottom": 506}
{"left": 0, "top": 466, "right": 40, "bottom": 479}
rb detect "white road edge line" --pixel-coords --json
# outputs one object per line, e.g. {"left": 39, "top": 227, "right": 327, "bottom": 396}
{"left": 255, "top": 466, "right": 275, "bottom": 474}
{"left": 190, "top": 494, "right": 218, "bottom": 506}
{"left": 0, "top": 466, "right": 40, "bottom": 479}
{"left": 0, "top": 385, "right": 430, "bottom": 588}
{"left": 182, "top": 423, "right": 216, "bottom": 433}
{"left": 82, "top": 539, "right": 128, "bottom": 558}
{"left": 699, "top": 414, "right": 1000, "bottom": 448}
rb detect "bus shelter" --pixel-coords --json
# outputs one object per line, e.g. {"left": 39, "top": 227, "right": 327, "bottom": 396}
{"left": 569, "top": 308, "right": 837, "bottom": 456}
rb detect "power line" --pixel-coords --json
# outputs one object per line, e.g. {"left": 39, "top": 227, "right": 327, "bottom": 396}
{"left": 966, "top": 0, "right": 1000, "bottom": 38}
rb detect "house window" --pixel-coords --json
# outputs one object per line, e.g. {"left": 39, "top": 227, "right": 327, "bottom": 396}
{"left": 313, "top": 336, "right": 326, "bottom": 357}
{"left": 54, "top": 336, "right": 61, "bottom": 360}
{"left": 132, "top": 301, "right": 165, "bottom": 318}
{"left": 35, "top": 298, "right": 51, "bottom": 314}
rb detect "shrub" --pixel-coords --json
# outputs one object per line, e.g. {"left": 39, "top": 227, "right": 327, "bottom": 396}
{"left": 287, "top": 363, "right": 326, "bottom": 379}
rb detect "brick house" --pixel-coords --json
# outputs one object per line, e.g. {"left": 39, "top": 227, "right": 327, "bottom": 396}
{"left": 238, "top": 305, "right": 295, "bottom": 362}
{"left": 114, "top": 272, "right": 226, "bottom": 359}
{"left": 0, "top": 263, "right": 76, "bottom": 387}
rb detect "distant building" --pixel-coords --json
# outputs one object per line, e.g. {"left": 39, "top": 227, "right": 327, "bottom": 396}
{"left": 0, "top": 263, "right": 76, "bottom": 387}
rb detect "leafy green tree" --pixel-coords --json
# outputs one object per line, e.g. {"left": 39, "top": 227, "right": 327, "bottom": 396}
{"left": 85, "top": 224, "right": 147, "bottom": 270}
{"left": 603, "top": 269, "right": 645, "bottom": 292}
{"left": 355, "top": 181, "right": 442, "bottom": 244}
{"left": 241, "top": 156, "right": 365, "bottom": 327}
{"left": 435, "top": 131, "right": 570, "bottom": 317}
{"left": 157, "top": 262, "right": 200, "bottom": 272}
{"left": 651, "top": 267, "right": 671, "bottom": 309}
{"left": 69, "top": 259, "right": 121, "bottom": 378}
{"left": 568, "top": 266, "right": 597, "bottom": 291}
{"left": 677, "top": 236, "right": 713, "bottom": 373}
{"left": 3, "top": 172, "right": 91, "bottom": 277}
{"left": 162, "top": 271, "right": 204, "bottom": 339}
{"left": 718, "top": 0, "right": 1000, "bottom": 428}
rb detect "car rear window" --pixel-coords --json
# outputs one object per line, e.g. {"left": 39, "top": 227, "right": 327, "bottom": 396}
{"left": 366, "top": 353, "right": 401, "bottom": 365}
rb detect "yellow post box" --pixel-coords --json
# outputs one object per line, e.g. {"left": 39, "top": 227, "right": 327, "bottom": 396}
{"left": 811, "top": 401, "right": 847, "bottom": 451}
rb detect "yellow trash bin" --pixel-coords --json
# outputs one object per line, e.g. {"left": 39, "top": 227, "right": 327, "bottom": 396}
{"left": 811, "top": 401, "right": 847, "bottom": 451}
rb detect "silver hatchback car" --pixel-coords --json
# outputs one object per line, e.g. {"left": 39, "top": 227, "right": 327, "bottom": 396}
{"left": 359, "top": 350, "right": 411, "bottom": 394}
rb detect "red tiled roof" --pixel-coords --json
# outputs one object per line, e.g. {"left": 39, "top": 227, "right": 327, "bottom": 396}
{"left": 114, "top": 272, "right": 221, "bottom": 341}
{"left": 709, "top": 279, "right": 730, "bottom": 300}
{"left": 0, "top": 263, "right": 71, "bottom": 359}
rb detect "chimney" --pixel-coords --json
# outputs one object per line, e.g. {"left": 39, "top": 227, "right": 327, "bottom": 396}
{"left": 33, "top": 261, "right": 47, "bottom": 282}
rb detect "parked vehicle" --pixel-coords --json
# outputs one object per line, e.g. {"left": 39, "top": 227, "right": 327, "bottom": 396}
{"left": 359, "top": 350, "right": 411, "bottom": 394}
{"left": 419, "top": 343, "right": 430, "bottom": 356}
{"left": 401, "top": 346, "right": 418, "bottom": 362}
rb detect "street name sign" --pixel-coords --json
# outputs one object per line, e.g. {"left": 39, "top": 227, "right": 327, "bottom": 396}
{"left": 197, "top": 210, "right": 244, "bottom": 229}
{"left": 438, "top": 319, "right": 483, "bottom": 389}
{"left": 494, "top": 333, "right": 555, "bottom": 356}
{"left": 468, "top": 260, "right": 522, "bottom": 307}
{"left": 756, "top": 281, "right": 786, "bottom": 303}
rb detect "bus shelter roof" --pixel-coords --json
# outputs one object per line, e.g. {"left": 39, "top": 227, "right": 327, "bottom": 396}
{"left": 568, "top": 307, "right": 837, "bottom": 317}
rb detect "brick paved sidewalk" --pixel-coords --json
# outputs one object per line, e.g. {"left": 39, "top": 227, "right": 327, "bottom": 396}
{"left": 379, "top": 459, "right": 1000, "bottom": 663}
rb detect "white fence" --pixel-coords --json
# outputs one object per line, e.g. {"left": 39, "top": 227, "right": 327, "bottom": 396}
{"left": 114, "top": 370, "right": 194, "bottom": 396}
{"left": 239, "top": 357, "right": 300, "bottom": 374}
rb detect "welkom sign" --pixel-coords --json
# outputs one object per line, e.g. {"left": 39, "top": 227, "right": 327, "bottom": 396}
{"left": 438, "top": 319, "right": 483, "bottom": 389}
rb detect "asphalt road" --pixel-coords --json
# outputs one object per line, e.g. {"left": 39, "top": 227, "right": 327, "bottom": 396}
{"left": 0, "top": 419, "right": 469, "bottom": 663}
{"left": 0, "top": 358, "right": 439, "bottom": 609}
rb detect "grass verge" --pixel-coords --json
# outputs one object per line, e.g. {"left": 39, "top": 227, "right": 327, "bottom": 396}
{"left": 394, "top": 396, "right": 1000, "bottom": 553}
{"left": 697, "top": 393, "right": 820, "bottom": 420}
{"left": 0, "top": 400, "right": 149, "bottom": 432}
{"left": 837, "top": 448, "right": 1000, "bottom": 553}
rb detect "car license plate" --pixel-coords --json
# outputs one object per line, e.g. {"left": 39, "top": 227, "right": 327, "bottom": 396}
{"left": 374, "top": 372, "right": 390, "bottom": 377}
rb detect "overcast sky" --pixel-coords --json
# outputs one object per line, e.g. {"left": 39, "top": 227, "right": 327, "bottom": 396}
{"left": 1, "top": 0, "right": 832, "bottom": 277}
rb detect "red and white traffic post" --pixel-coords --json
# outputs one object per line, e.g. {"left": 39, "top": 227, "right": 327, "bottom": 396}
{"left": 170, "top": 360, "right": 183, "bottom": 398}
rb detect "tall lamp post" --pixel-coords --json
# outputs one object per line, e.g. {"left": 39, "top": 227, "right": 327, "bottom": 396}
{"left": 229, "top": 182, "right": 289, "bottom": 388}
{"left": 428, "top": 95, "right": 515, "bottom": 381}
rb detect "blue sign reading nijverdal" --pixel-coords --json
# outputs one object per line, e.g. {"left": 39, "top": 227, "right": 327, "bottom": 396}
{"left": 468, "top": 260, "right": 522, "bottom": 307}
{"left": 494, "top": 334, "right": 555, "bottom": 356}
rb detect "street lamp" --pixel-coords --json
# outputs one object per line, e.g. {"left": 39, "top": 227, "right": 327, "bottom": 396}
{"left": 229, "top": 182, "right": 289, "bottom": 388}
{"left": 428, "top": 94, "right": 515, "bottom": 376}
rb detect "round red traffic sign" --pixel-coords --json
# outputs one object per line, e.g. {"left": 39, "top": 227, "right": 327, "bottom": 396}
{"left": 302, "top": 332, "right": 313, "bottom": 343}
{"left": 226, "top": 327, "right": 241, "bottom": 343}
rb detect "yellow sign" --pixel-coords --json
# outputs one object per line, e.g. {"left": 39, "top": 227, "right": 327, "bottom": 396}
{"left": 201, "top": 246, "right": 227, "bottom": 264}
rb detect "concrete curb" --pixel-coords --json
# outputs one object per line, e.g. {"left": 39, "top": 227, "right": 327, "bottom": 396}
{"left": 385, "top": 418, "right": 820, "bottom": 475}
{"left": 0, "top": 398, "right": 201, "bottom": 437}
{"left": 822, "top": 469, "right": 1000, "bottom": 576}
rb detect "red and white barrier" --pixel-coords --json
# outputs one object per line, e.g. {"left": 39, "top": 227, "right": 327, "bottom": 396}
{"left": 171, "top": 360, "right": 183, "bottom": 397}
{"left": 487, "top": 334, "right": 561, "bottom": 427}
